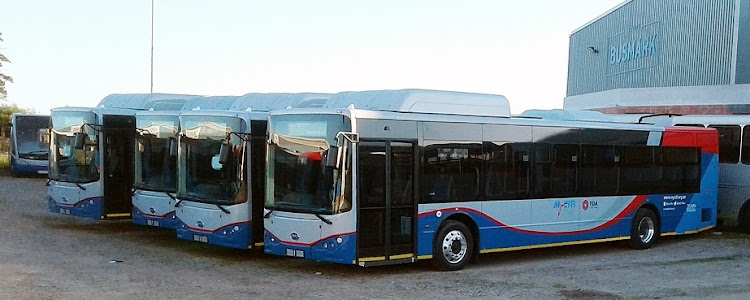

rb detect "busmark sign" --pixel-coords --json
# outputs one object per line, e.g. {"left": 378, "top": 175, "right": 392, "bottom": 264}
{"left": 606, "top": 21, "right": 661, "bottom": 76}
{"left": 609, "top": 34, "right": 657, "bottom": 65}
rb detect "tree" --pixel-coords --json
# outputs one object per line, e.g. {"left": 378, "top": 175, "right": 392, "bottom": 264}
{"left": 0, "top": 32, "right": 13, "bottom": 101}
{"left": 0, "top": 103, "right": 32, "bottom": 137}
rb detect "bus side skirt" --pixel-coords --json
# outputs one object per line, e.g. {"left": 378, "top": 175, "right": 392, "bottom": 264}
{"left": 479, "top": 236, "right": 630, "bottom": 254}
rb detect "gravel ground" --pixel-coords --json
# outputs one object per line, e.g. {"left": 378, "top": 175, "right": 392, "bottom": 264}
{"left": 2, "top": 175, "right": 750, "bottom": 300}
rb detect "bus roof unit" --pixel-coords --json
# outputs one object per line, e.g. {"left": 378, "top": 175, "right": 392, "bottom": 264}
{"left": 520, "top": 109, "right": 618, "bottom": 123}
{"left": 322, "top": 89, "right": 511, "bottom": 117}
{"left": 230, "top": 93, "right": 331, "bottom": 112}
{"left": 181, "top": 93, "right": 332, "bottom": 112}
{"left": 97, "top": 93, "right": 199, "bottom": 110}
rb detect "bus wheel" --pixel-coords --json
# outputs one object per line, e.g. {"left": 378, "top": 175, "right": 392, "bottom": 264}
{"left": 433, "top": 220, "right": 473, "bottom": 271}
{"left": 627, "top": 208, "right": 659, "bottom": 249}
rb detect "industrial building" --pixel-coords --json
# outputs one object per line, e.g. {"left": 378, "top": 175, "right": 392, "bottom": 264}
{"left": 564, "top": 0, "right": 750, "bottom": 114}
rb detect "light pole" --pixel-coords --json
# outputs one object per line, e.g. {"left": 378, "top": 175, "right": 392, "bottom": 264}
{"left": 150, "top": 0, "right": 154, "bottom": 93}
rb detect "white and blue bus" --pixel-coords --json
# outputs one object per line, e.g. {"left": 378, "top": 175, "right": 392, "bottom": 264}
{"left": 174, "top": 93, "right": 331, "bottom": 249}
{"left": 263, "top": 89, "right": 719, "bottom": 270}
{"left": 131, "top": 104, "right": 197, "bottom": 229}
{"left": 645, "top": 115, "right": 750, "bottom": 229}
{"left": 133, "top": 95, "right": 243, "bottom": 229}
{"left": 9, "top": 113, "right": 50, "bottom": 176}
{"left": 48, "top": 94, "right": 193, "bottom": 220}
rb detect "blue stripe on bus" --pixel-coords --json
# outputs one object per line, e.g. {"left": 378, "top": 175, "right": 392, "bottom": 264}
{"left": 175, "top": 217, "right": 251, "bottom": 249}
{"left": 132, "top": 206, "right": 178, "bottom": 230}
{"left": 48, "top": 195, "right": 103, "bottom": 220}
{"left": 264, "top": 230, "right": 356, "bottom": 264}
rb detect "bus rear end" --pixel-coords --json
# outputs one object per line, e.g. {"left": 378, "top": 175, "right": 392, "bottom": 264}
{"left": 658, "top": 126, "right": 719, "bottom": 234}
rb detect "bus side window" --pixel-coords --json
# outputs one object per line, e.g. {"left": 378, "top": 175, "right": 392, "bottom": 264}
{"left": 532, "top": 143, "right": 553, "bottom": 198}
{"left": 422, "top": 144, "right": 481, "bottom": 203}
{"left": 709, "top": 125, "right": 741, "bottom": 164}
{"left": 661, "top": 147, "right": 701, "bottom": 193}
{"left": 620, "top": 146, "right": 659, "bottom": 195}
{"left": 532, "top": 143, "right": 579, "bottom": 198}
{"left": 742, "top": 126, "right": 750, "bottom": 165}
{"left": 484, "top": 142, "right": 529, "bottom": 200}
{"left": 579, "top": 145, "right": 619, "bottom": 196}
{"left": 551, "top": 144, "right": 579, "bottom": 197}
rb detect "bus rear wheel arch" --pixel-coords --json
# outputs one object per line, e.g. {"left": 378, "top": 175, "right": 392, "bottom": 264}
{"left": 627, "top": 207, "right": 660, "bottom": 249}
{"left": 432, "top": 220, "right": 474, "bottom": 271}
{"left": 738, "top": 201, "right": 750, "bottom": 231}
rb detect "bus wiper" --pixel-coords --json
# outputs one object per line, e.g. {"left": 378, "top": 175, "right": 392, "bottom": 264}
{"left": 174, "top": 198, "right": 183, "bottom": 207}
{"left": 75, "top": 183, "right": 86, "bottom": 190}
{"left": 314, "top": 213, "right": 332, "bottom": 225}
{"left": 263, "top": 209, "right": 274, "bottom": 218}
{"left": 165, "top": 192, "right": 177, "bottom": 201}
{"left": 216, "top": 204, "right": 231, "bottom": 214}
{"left": 46, "top": 179, "right": 51, "bottom": 186}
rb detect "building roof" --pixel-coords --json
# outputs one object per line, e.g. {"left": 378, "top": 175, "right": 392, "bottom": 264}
{"left": 570, "top": 0, "right": 632, "bottom": 35}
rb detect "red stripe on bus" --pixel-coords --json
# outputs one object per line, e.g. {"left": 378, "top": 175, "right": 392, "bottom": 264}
{"left": 418, "top": 195, "right": 647, "bottom": 236}
{"left": 179, "top": 220, "right": 250, "bottom": 234}
{"left": 53, "top": 196, "right": 101, "bottom": 207}
{"left": 271, "top": 231, "right": 355, "bottom": 247}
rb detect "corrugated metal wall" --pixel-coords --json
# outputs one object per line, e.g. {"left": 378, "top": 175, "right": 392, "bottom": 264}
{"left": 736, "top": 0, "right": 750, "bottom": 83}
{"left": 567, "top": 0, "right": 739, "bottom": 96}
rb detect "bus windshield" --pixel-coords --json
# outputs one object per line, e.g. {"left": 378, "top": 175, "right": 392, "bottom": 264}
{"left": 178, "top": 116, "right": 245, "bottom": 205}
{"left": 266, "top": 114, "right": 352, "bottom": 215}
{"left": 13, "top": 115, "right": 50, "bottom": 160}
{"left": 49, "top": 111, "right": 99, "bottom": 183}
{"left": 134, "top": 115, "right": 179, "bottom": 193}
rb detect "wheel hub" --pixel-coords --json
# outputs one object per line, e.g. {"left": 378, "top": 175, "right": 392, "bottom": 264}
{"left": 638, "top": 216, "right": 655, "bottom": 244}
{"left": 442, "top": 230, "right": 468, "bottom": 264}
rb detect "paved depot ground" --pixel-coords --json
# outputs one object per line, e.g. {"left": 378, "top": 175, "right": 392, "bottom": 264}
{"left": 2, "top": 176, "right": 750, "bottom": 299}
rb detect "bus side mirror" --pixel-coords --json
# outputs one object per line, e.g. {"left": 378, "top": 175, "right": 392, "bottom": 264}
{"left": 326, "top": 146, "right": 340, "bottom": 169}
{"left": 169, "top": 137, "right": 178, "bottom": 157}
{"left": 218, "top": 142, "right": 230, "bottom": 164}
{"left": 40, "top": 129, "right": 51, "bottom": 144}
{"left": 74, "top": 132, "right": 86, "bottom": 149}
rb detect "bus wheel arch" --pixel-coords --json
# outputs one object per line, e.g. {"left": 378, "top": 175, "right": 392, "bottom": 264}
{"left": 627, "top": 205, "right": 660, "bottom": 250}
{"left": 431, "top": 213, "right": 478, "bottom": 271}
{"left": 738, "top": 200, "right": 750, "bottom": 230}
{"left": 9, "top": 160, "right": 17, "bottom": 177}
{"left": 639, "top": 203, "right": 661, "bottom": 230}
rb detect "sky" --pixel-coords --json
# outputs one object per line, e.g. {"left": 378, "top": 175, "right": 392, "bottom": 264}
{"left": 0, "top": 0, "right": 624, "bottom": 114}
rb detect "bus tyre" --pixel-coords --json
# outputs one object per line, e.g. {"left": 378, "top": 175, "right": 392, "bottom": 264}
{"left": 433, "top": 220, "right": 473, "bottom": 271}
{"left": 627, "top": 208, "right": 659, "bottom": 249}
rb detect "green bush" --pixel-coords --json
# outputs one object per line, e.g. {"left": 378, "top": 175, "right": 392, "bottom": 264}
{"left": 0, "top": 137, "right": 9, "bottom": 170}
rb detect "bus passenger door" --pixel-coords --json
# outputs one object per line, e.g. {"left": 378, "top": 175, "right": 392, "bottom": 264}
{"left": 102, "top": 115, "right": 135, "bottom": 219}
{"left": 357, "top": 141, "right": 416, "bottom": 265}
